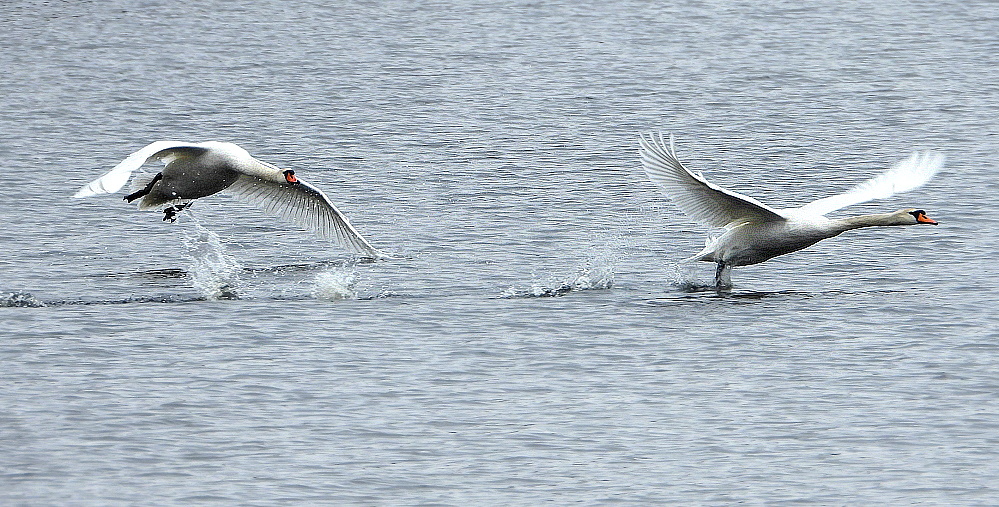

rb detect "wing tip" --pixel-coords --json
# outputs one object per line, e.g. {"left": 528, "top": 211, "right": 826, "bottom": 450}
{"left": 359, "top": 248, "right": 396, "bottom": 261}
{"left": 73, "top": 180, "right": 114, "bottom": 198}
{"left": 893, "top": 149, "right": 945, "bottom": 187}
{"left": 639, "top": 130, "right": 675, "bottom": 152}
{"left": 921, "top": 150, "right": 945, "bottom": 174}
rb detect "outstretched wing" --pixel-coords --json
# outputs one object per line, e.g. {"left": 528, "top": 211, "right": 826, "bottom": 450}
{"left": 226, "top": 174, "right": 386, "bottom": 259}
{"left": 73, "top": 141, "right": 206, "bottom": 198}
{"left": 639, "top": 132, "right": 786, "bottom": 228}
{"left": 791, "top": 151, "right": 944, "bottom": 217}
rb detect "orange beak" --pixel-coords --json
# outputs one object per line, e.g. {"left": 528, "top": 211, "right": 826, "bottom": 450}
{"left": 284, "top": 171, "right": 298, "bottom": 183}
{"left": 916, "top": 213, "right": 938, "bottom": 225}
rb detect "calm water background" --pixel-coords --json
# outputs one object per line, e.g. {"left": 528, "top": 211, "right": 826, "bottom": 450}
{"left": 2, "top": 0, "right": 998, "bottom": 504}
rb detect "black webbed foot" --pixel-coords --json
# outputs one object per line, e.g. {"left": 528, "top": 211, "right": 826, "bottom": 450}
{"left": 162, "top": 207, "right": 179, "bottom": 222}
{"left": 162, "top": 202, "right": 192, "bottom": 223}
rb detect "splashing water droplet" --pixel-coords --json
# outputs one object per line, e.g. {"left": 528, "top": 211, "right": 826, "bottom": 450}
{"left": 500, "top": 254, "right": 616, "bottom": 298}
{"left": 1, "top": 290, "right": 46, "bottom": 307}
{"left": 183, "top": 223, "right": 243, "bottom": 300}
{"left": 312, "top": 267, "right": 358, "bottom": 301}
{"left": 669, "top": 262, "right": 711, "bottom": 292}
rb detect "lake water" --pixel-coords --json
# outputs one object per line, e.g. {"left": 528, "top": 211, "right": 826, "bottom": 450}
{"left": 2, "top": 0, "right": 998, "bottom": 504}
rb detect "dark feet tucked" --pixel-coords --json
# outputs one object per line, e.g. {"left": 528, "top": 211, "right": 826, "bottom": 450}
{"left": 124, "top": 172, "right": 163, "bottom": 203}
{"left": 162, "top": 202, "right": 192, "bottom": 222}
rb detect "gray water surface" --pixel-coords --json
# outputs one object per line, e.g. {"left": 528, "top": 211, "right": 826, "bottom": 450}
{"left": 2, "top": 1, "right": 998, "bottom": 504}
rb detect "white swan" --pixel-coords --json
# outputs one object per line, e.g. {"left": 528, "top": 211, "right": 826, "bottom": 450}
{"left": 73, "top": 141, "right": 386, "bottom": 259}
{"left": 638, "top": 133, "right": 944, "bottom": 287}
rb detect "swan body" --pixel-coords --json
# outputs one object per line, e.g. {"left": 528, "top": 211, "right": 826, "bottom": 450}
{"left": 73, "top": 141, "right": 386, "bottom": 259}
{"left": 638, "top": 133, "right": 943, "bottom": 287}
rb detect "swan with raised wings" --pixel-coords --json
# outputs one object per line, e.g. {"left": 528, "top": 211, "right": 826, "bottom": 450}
{"left": 638, "top": 133, "right": 943, "bottom": 287}
{"left": 73, "top": 141, "right": 386, "bottom": 259}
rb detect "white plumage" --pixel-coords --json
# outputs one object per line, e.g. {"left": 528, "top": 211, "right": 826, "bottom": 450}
{"left": 639, "top": 133, "right": 943, "bottom": 287}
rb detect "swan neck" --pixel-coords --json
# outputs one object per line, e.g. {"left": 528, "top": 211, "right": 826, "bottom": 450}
{"left": 835, "top": 212, "right": 904, "bottom": 231}
{"left": 241, "top": 158, "right": 284, "bottom": 181}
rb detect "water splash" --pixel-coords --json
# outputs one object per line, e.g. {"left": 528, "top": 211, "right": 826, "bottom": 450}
{"left": 312, "top": 266, "right": 358, "bottom": 301}
{"left": 500, "top": 257, "right": 615, "bottom": 298}
{"left": 1, "top": 291, "right": 46, "bottom": 307}
{"left": 570, "top": 259, "right": 615, "bottom": 291}
{"left": 183, "top": 223, "right": 243, "bottom": 300}
{"left": 668, "top": 262, "right": 709, "bottom": 292}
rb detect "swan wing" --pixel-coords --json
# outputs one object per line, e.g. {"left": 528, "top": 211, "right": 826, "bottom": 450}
{"left": 226, "top": 174, "right": 386, "bottom": 259}
{"left": 793, "top": 150, "right": 944, "bottom": 217}
{"left": 639, "top": 132, "right": 786, "bottom": 228}
{"left": 73, "top": 141, "right": 207, "bottom": 198}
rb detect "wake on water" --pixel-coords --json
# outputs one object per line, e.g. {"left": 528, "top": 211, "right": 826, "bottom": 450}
{"left": 3, "top": 217, "right": 897, "bottom": 306}
{"left": 0, "top": 291, "right": 46, "bottom": 307}
{"left": 0, "top": 215, "right": 246, "bottom": 306}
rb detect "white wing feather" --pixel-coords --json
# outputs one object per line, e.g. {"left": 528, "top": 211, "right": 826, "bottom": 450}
{"left": 73, "top": 141, "right": 205, "bottom": 198}
{"left": 639, "top": 132, "right": 786, "bottom": 228}
{"left": 226, "top": 174, "right": 386, "bottom": 259}
{"left": 791, "top": 151, "right": 944, "bottom": 217}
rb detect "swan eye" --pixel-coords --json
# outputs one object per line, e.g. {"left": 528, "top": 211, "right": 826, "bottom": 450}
{"left": 283, "top": 170, "right": 298, "bottom": 184}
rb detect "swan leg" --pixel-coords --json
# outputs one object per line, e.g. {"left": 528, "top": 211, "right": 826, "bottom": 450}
{"left": 162, "top": 202, "right": 193, "bottom": 223}
{"left": 123, "top": 172, "right": 163, "bottom": 203}
{"left": 714, "top": 262, "right": 733, "bottom": 289}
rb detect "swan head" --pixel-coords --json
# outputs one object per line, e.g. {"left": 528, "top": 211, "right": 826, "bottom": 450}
{"left": 902, "top": 208, "right": 938, "bottom": 225}
{"left": 283, "top": 169, "right": 299, "bottom": 184}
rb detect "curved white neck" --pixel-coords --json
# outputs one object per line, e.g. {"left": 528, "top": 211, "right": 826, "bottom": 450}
{"left": 830, "top": 212, "right": 909, "bottom": 233}
{"left": 239, "top": 157, "right": 286, "bottom": 182}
